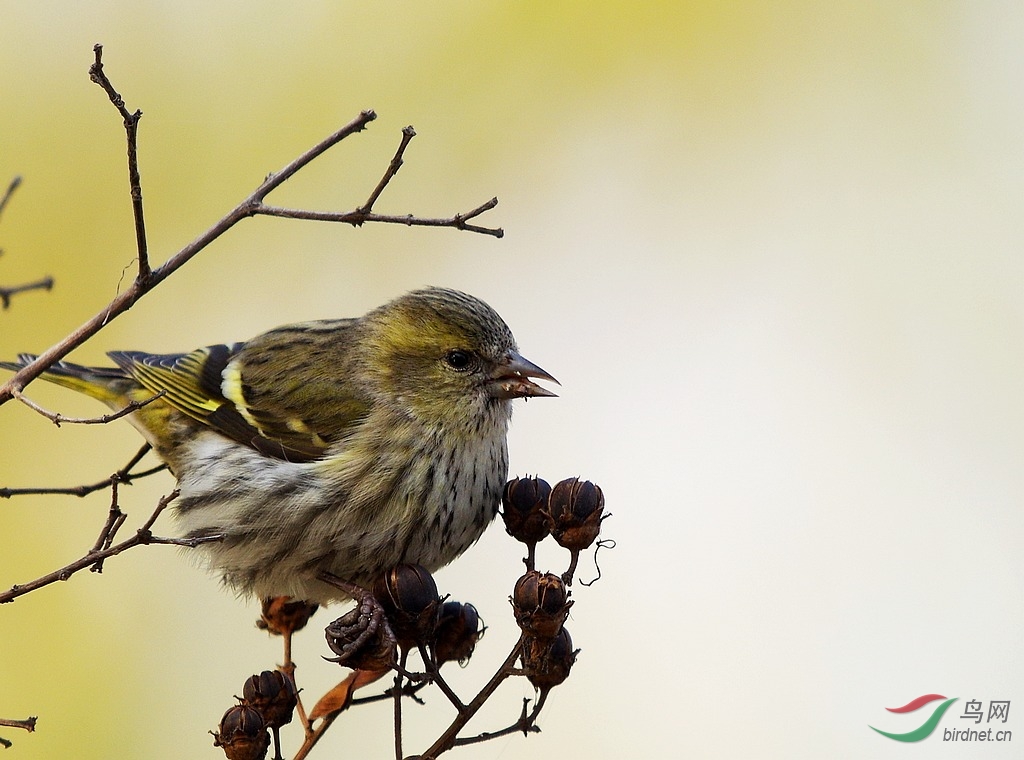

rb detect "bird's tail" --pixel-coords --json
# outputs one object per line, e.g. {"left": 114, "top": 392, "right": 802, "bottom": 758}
{"left": 0, "top": 354, "right": 133, "bottom": 405}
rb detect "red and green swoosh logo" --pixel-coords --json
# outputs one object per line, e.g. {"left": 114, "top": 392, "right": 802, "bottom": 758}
{"left": 869, "top": 694, "right": 958, "bottom": 742}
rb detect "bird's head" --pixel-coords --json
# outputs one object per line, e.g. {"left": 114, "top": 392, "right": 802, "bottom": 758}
{"left": 360, "top": 288, "right": 557, "bottom": 428}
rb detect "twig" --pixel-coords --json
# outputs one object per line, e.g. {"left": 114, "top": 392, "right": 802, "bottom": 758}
{"left": 88, "top": 44, "right": 150, "bottom": 281}
{"left": 348, "top": 680, "right": 428, "bottom": 707}
{"left": 12, "top": 388, "right": 165, "bottom": 427}
{"left": 0, "top": 276, "right": 54, "bottom": 309}
{"left": 0, "top": 444, "right": 164, "bottom": 498}
{"left": 420, "top": 645, "right": 466, "bottom": 712}
{"left": 393, "top": 651, "right": 408, "bottom": 760}
{"left": 255, "top": 197, "right": 502, "bottom": 237}
{"left": 417, "top": 633, "right": 528, "bottom": 759}
{"left": 0, "top": 175, "right": 55, "bottom": 308}
{"left": 0, "top": 716, "right": 36, "bottom": 749}
{"left": 453, "top": 694, "right": 546, "bottom": 747}
{"left": 359, "top": 126, "right": 415, "bottom": 215}
{"left": 291, "top": 672, "right": 433, "bottom": 760}
{"left": 290, "top": 712, "right": 340, "bottom": 760}
{"left": 0, "top": 717, "right": 36, "bottom": 733}
{"left": 0, "top": 51, "right": 500, "bottom": 407}
{"left": 0, "top": 175, "right": 21, "bottom": 219}
{"left": 88, "top": 477, "right": 130, "bottom": 573}
{"left": 0, "top": 490, "right": 222, "bottom": 604}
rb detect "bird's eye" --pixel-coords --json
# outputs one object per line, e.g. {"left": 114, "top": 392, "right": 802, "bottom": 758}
{"left": 444, "top": 349, "right": 473, "bottom": 371}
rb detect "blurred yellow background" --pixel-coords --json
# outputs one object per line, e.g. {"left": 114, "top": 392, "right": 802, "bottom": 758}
{"left": 2, "top": 2, "right": 1022, "bottom": 758}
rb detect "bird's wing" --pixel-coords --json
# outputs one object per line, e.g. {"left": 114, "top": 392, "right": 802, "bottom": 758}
{"left": 109, "top": 343, "right": 331, "bottom": 462}
{"left": 221, "top": 319, "right": 372, "bottom": 456}
{"left": 111, "top": 319, "right": 371, "bottom": 462}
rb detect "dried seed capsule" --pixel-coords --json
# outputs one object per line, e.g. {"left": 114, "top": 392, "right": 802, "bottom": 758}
{"left": 434, "top": 601, "right": 483, "bottom": 666}
{"left": 502, "top": 476, "right": 552, "bottom": 545}
{"left": 213, "top": 704, "right": 269, "bottom": 760}
{"left": 522, "top": 627, "right": 578, "bottom": 691}
{"left": 546, "top": 478, "right": 606, "bottom": 552}
{"left": 511, "top": 570, "right": 572, "bottom": 640}
{"left": 241, "top": 670, "right": 297, "bottom": 730}
{"left": 372, "top": 564, "right": 441, "bottom": 648}
{"left": 256, "top": 596, "right": 319, "bottom": 636}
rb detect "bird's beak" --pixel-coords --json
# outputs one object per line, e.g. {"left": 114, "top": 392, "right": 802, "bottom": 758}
{"left": 490, "top": 351, "right": 559, "bottom": 399}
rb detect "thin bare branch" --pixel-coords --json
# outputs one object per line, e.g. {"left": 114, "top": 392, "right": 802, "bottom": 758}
{"left": 417, "top": 633, "right": 528, "bottom": 758}
{"left": 454, "top": 694, "right": 546, "bottom": 747}
{"left": 12, "top": 387, "right": 165, "bottom": 427}
{"left": 0, "top": 276, "right": 54, "bottom": 309}
{"left": 0, "top": 176, "right": 55, "bottom": 308}
{"left": 348, "top": 680, "right": 428, "bottom": 707}
{"left": 360, "top": 126, "right": 416, "bottom": 214}
{"left": 0, "top": 444, "right": 164, "bottom": 498}
{"left": 87, "top": 478, "right": 129, "bottom": 573}
{"left": 0, "top": 715, "right": 36, "bottom": 749}
{"left": 254, "top": 197, "right": 503, "bottom": 237}
{"left": 393, "top": 652, "right": 408, "bottom": 760}
{"left": 88, "top": 44, "right": 150, "bottom": 280}
{"left": 290, "top": 712, "right": 340, "bottom": 760}
{"left": 0, "top": 490, "right": 222, "bottom": 604}
{"left": 0, "top": 175, "right": 21, "bottom": 219}
{"left": 0, "top": 717, "right": 36, "bottom": 733}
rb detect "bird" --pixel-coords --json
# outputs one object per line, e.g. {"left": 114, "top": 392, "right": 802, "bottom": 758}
{"left": 2, "top": 287, "right": 557, "bottom": 603}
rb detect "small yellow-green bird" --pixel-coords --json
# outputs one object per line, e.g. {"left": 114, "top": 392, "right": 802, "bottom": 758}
{"left": 2, "top": 287, "right": 556, "bottom": 603}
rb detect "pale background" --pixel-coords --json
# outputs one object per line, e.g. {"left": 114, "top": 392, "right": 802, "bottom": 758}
{"left": 1, "top": 3, "right": 1021, "bottom": 758}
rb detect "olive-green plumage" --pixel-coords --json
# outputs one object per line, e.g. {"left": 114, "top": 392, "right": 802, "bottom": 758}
{"left": 2, "top": 288, "right": 556, "bottom": 602}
